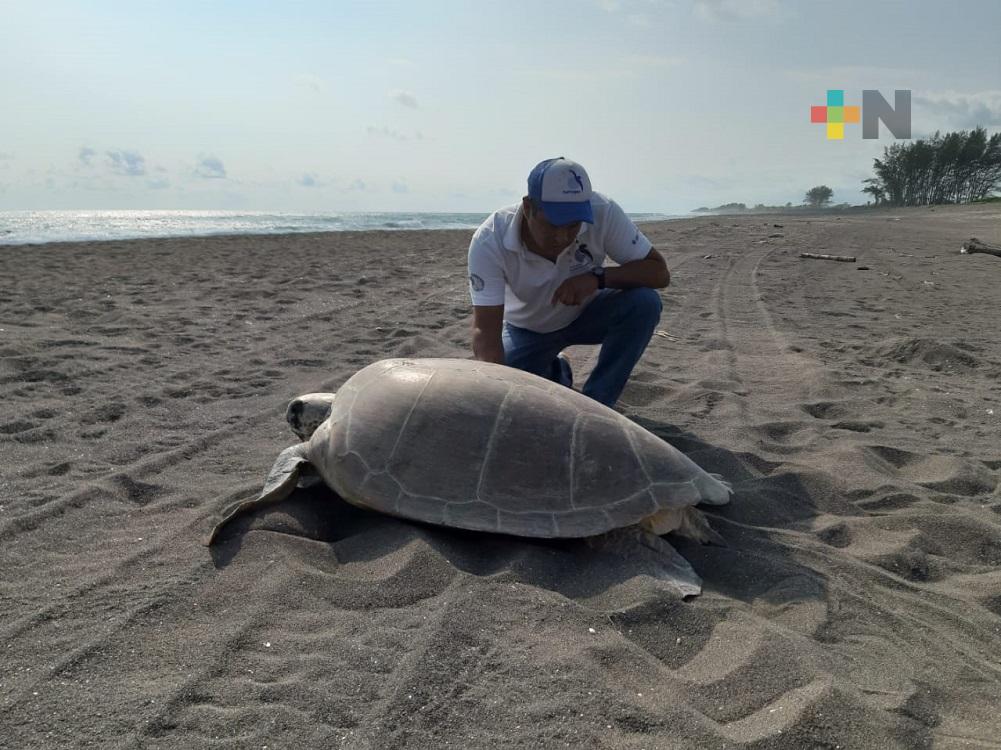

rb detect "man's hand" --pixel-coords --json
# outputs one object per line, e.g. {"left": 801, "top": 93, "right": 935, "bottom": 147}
{"left": 551, "top": 272, "right": 598, "bottom": 306}
{"left": 471, "top": 304, "right": 505, "bottom": 363}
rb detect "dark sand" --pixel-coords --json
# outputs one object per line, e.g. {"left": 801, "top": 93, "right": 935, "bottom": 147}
{"left": 2, "top": 204, "right": 1001, "bottom": 748}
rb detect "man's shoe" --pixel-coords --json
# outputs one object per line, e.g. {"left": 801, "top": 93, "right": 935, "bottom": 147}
{"left": 556, "top": 352, "right": 574, "bottom": 388}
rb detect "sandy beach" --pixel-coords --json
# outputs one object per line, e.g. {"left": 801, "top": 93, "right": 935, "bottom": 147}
{"left": 2, "top": 204, "right": 1001, "bottom": 748}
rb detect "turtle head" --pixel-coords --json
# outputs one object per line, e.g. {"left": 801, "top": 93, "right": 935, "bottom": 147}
{"left": 286, "top": 392, "right": 337, "bottom": 441}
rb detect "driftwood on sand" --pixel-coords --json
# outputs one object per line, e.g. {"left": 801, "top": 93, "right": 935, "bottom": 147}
{"left": 961, "top": 237, "right": 1001, "bottom": 258}
{"left": 799, "top": 252, "right": 857, "bottom": 263}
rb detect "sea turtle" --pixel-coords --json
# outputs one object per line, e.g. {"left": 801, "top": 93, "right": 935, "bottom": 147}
{"left": 206, "top": 358, "right": 732, "bottom": 596}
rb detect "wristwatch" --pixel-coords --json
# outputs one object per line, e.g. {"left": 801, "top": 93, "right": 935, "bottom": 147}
{"left": 591, "top": 266, "right": 606, "bottom": 290}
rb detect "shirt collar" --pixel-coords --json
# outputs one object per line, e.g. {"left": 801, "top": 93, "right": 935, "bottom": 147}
{"left": 502, "top": 204, "right": 527, "bottom": 253}
{"left": 502, "top": 203, "right": 589, "bottom": 254}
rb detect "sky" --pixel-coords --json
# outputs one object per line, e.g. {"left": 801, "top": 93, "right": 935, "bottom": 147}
{"left": 1, "top": 0, "right": 999, "bottom": 214}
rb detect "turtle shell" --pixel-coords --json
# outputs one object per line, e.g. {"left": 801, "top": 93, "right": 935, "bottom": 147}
{"left": 309, "top": 358, "right": 729, "bottom": 538}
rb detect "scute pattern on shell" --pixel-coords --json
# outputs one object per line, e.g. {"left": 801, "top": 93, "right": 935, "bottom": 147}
{"left": 303, "top": 358, "right": 730, "bottom": 538}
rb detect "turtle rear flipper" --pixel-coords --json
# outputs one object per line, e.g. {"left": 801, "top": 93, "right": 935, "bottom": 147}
{"left": 205, "top": 443, "right": 310, "bottom": 546}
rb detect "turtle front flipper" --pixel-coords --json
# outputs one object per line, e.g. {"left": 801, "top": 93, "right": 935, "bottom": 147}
{"left": 636, "top": 530, "right": 703, "bottom": 597}
{"left": 641, "top": 507, "right": 727, "bottom": 546}
{"left": 204, "top": 443, "right": 310, "bottom": 546}
{"left": 595, "top": 527, "right": 703, "bottom": 598}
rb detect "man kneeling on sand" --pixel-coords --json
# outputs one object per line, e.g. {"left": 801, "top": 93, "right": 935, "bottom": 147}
{"left": 467, "top": 157, "right": 670, "bottom": 408}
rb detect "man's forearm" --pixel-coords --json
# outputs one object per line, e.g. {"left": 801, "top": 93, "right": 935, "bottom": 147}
{"left": 605, "top": 259, "right": 670, "bottom": 289}
{"left": 472, "top": 332, "right": 506, "bottom": 364}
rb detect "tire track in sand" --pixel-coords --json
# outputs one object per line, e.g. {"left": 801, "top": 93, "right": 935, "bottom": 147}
{"left": 697, "top": 243, "right": 827, "bottom": 433}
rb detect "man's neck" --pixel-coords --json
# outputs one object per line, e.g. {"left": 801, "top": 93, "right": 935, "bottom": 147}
{"left": 519, "top": 214, "right": 561, "bottom": 263}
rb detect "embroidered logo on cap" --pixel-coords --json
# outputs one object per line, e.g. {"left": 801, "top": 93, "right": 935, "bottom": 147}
{"left": 563, "top": 169, "right": 585, "bottom": 194}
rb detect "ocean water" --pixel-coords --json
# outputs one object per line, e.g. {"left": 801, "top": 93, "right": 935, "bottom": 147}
{"left": 0, "top": 210, "right": 682, "bottom": 246}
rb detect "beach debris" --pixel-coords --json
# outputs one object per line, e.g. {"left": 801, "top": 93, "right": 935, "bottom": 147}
{"left": 206, "top": 358, "right": 733, "bottom": 597}
{"left": 857, "top": 266, "right": 871, "bottom": 270}
{"left": 800, "top": 252, "right": 857, "bottom": 263}
{"left": 703, "top": 254, "right": 714, "bottom": 260}
{"left": 773, "top": 223, "right": 784, "bottom": 228}
{"left": 768, "top": 233, "right": 783, "bottom": 238}
{"left": 655, "top": 330, "right": 680, "bottom": 341}
{"left": 961, "top": 237, "right": 1001, "bottom": 258}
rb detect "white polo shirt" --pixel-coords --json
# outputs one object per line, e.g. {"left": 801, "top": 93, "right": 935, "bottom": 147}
{"left": 467, "top": 192, "right": 653, "bottom": 333}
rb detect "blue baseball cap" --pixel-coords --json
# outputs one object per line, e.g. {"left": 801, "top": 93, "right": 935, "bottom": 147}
{"left": 527, "top": 157, "right": 594, "bottom": 226}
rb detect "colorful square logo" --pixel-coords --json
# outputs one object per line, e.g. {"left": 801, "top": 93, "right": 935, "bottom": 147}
{"left": 811, "top": 89, "right": 861, "bottom": 140}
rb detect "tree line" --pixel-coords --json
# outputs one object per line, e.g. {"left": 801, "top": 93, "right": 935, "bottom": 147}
{"left": 862, "top": 127, "right": 1001, "bottom": 206}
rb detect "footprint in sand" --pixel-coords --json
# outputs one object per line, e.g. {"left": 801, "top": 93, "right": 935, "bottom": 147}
{"left": 619, "top": 381, "right": 673, "bottom": 407}
{"left": 800, "top": 401, "right": 850, "bottom": 420}
{"left": 862, "top": 445, "right": 997, "bottom": 496}
{"left": 115, "top": 475, "right": 166, "bottom": 506}
{"left": 855, "top": 491, "right": 922, "bottom": 513}
{"left": 81, "top": 402, "right": 127, "bottom": 425}
{"left": 816, "top": 521, "right": 852, "bottom": 548}
{"left": 830, "top": 420, "right": 883, "bottom": 433}
{"left": 0, "top": 419, "right": 36, "bottom": 434}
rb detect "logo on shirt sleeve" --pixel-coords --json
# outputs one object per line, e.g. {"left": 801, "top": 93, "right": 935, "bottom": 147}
{"left": 574, "top": 243, "right": 593, "bottom": 264}
{"left": 632, "top": 233, "right": 639, "bottom": 245}
{"left": 469, "top": 273, "right": 485, "bottom": 292}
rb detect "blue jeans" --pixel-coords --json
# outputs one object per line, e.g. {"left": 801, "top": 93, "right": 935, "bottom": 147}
{"left": 502, "top": 288, "right": 662, "bottom": 408}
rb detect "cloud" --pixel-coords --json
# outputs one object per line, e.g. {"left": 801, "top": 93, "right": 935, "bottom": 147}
{"left": 0, "top": 152, "right": 13, "bottom": 161}
{"left": 391, "top": 90, "right": 419, "bottom": 109}
{"left": 347, "top": 179, "right": 366, "bottom": 191}
{"left": 596, "top": 0, "right": 671, "bottom": 12}
{"left": 487, "top": 187, "right": 519, "bottom": 198}
{"left": 391, "top": 181, "right": 409, "bottom": 194}
{"left": 622, "top": 54, "right": 685, "bottom": 69}
{"left": 682, "top": 174, "right": 732, "bottom": 191}
{"left": 78, "top": 146, "right": 96, "bottom": 166}
{"left": 294, "top": 73, "right": 325, "bottom": 93}
{"left": 532, "top": 53, "right": 684, "bottom": 82}
{"left": 147, "top": 176, "right": 170, "bottom": 190}
{"left": 297, "top": 173, "right": 322, "bottom": 187}
{"left": 694, "top": 0, "right": 781, "bottom": 22}
{"left": 783, "top": 65, "right": 922, "bottom": 86}
{"left": 367, "top": 125, "right": 408, "bottom": 141}
{"left": 106, "top": 149, "right": 146, "bottom": 176}
{"left": 914, "top": 90, "right": 1001, "bottom": 130}
{"left": 194, "top": 155, "right": 226, "bottom": 179}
